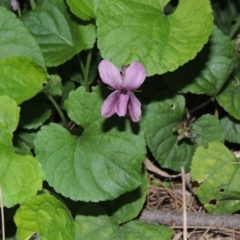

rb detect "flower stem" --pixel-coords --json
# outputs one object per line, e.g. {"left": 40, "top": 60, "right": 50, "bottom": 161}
{"left": 46, "top": 94, "right": 69, "bottom": 130}
{"left": 189, "top": 98, "right": 213, "bottom": 115}
{"left": 229, "top": 17, "right": 240, "bottom": 39}
{"left": 78, "top": 50, "right": 93, "bottom": 93}
{"left": 29, "top": 0, "right": 36, "bottom": 10}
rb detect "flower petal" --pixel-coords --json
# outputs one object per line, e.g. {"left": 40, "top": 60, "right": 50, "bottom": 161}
{"left": 116, "top": 92, "right": 129, "bottom": 117}
{"left": 101, "top": 91, "right": 119, "bottom": 118}
{"left": 98, "top": 60, "right": 122, "bottom": 90}
{"left": 128, "top": 92, "right": 141, "bottom": 122}
{"left": 124, "top": 61, "right": 146, "bottom": 90}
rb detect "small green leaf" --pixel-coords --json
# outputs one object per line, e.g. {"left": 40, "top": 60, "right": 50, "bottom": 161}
{"left": 100, "top": 170, "right": 148, "bottom": 225}
{"left": 191, "top": 141, "right": 240, "bottom": 214}
{"left": 15, "top": 130, "right": 37, "bottom": 150}
{"left": 22, "top": 0, "right": 96, "bottom": 66}
{"left": 221, "top": 115, "right": 240, "bottom": 143}
{"left": 19, "top": 99, "right": 51, "bottom": 129}
{"left": 66, "top": 0, "right": 98, "bottom": 20}
{"left": 216, "top": 78, "right": 240, "bottom": 120}
{"left": 15, "top": 194, "right": 75, "bottom": 240}
{"left": 165, "top": 26, "right": 235, "bottom": 95}
{"left": 34, "top": 87, "right": 146, "bottom": 201}
{"left": 122, "top": 221, "right": 173, "bottom": 240}
{"left": 43, "top": 75, "right": 62, "bottom": 97}
{"left": 75, "top": 204, "right": 120, "bottom": 240}
{"left": 142, "top": 91, "right": 195, "bottom": 172}
{"left": 0, "top": 6, "right": 44, "bottom": 66}
{"left": 0, "top": 95, "right": 44, "bottom": 207}
{"left": 192, "top": 114, "right": 225, "bottom": 147}
{"left": 97, "top": 0, "right": 213, "bottom": 76}
{"left": 0, "top": 56, "right": 47, "bottom": 104}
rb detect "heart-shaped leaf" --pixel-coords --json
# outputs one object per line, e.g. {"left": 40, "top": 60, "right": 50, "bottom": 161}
{"left": 97, "top": 0, "right": 213, "bottom": 76}
{"left": 34, "top": 87, "right": 146, "bottom": 201}
{"left": 142, "top": 91, "right": 195, "bottom": 172}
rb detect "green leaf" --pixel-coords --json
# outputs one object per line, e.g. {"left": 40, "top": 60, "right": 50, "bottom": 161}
{"left": 164, "top": 26, "right": 235, "bottom": 95}
{"left": 142, "top": 91, "right": 195, "bottom": 172}
{"left": 100, "top": 169, "right": 148, "bottom": 225}
{"left": 22, "top": 0, "right": 96, "bottom": 67}
{"left": 61, "top": 81, "right": 76, "bottom": 110}
{"left": 75, "top": 204, "right": 121, "bottom": 240}
{"left": 43, "top": 75, "right": 62, "bottom": 97}
{"left": 122, "top": 221, "right": 173, "bottom": 240}
{"left": 66, "top": 0, "right": 98, "bottom": 20}
{"left": 97, "top": 0, "right": 213, "bottom": 76}
{"left": 19, "top": 99, "right": 51, "bottom": 129}
{"left": 192, "top": 114, "right": 225, "bottom": 147}
{"left": 216, "top": 78, "right": 240, "bottom": 120}
{"left": 15, "top": 130, "right": 37, "bottom": 150}
{"left": 221, "top": 115, "right": 240, "bottom": 143}
{"left": 191, "top": 141, "right": 240, "bottom": 214}
{"left": 0, "top": 0, "right": 11, "bottom": 10}
{"left": 74, "top": 204, "right": 173, "bottom": 240}
{"left": 15, "top": 194, "right": 75, "bottom": 240}
{"left": 0, "top": 56, "right": 47, "bottom": 104}
{"left": 34, "top": 86, "right": 146, "bottom": 201}
{"left": 0, "top": 6, "right": 44, "bottom": 66}
{"left": 0, "top": 95, "right": 44, "bottom": 207}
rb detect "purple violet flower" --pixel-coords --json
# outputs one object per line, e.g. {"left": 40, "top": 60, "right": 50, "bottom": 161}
{"left": 10, "top": 0, "right": 19, "bottom": 11}
{"left": 99, "top": 60, "right": 146, "bottom": 122}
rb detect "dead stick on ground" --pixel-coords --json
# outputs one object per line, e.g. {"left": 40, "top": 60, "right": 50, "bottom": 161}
{"left": 139, "top": 209, "right": 240, "bottom": 230}
{"left": 181, "top": 167, "right": 187, "bottom": 240}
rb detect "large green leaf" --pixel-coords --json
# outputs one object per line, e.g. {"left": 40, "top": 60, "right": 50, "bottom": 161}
{"left": 22, "top": 0, "right": 96, "bottom": 66}
{"left": 0, "top": 57, "right": 47, "bottom": 104}
{"left": 97, "top": 0, "right": 213, "bottom": 76}
{"left": 216, "top": 78, "right": 240, "bottom": 120}
{"left": 0, "top": 95, "right": 44, "bottom": 208}
{"left": 142, "top": 91, "right": 195, "bottom": 172}
{"left": 74, "top": 204, "right": 173, "bottom": 240}
{"left": 221, "top": 115, "right": 240, "bottom": 143}
{"left": 15, "top": 194, "right": 75, "bottom": 240}
{"left": 0, "top": 6, "right": 44, "bottom": 66}
{"left": 66, "top": 0, "right": 98, "bottom": 20}
{"left": 191, "top": 141, "right": 240, "bottom": 214}
{"left": 34, "top": 87, "right": 146, "bottom": 201}
{"left": 164, "top": 26, "right": 235, "bottom": 95}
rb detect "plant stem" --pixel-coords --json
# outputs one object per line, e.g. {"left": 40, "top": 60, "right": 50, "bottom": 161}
{"left": 29, "top": 0, "right": 36, "bottom": 10}
{"left": 46, "top": 94, "right": 69, "bottom": 130}
{"left": 189, "top": 98, "right": 213, "bottom": 115}
{"left": 229, "top": 17, "right": 240, "bottom": 39}
{"left": 78, "top": 50, "right": 93, "bottom": 93}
